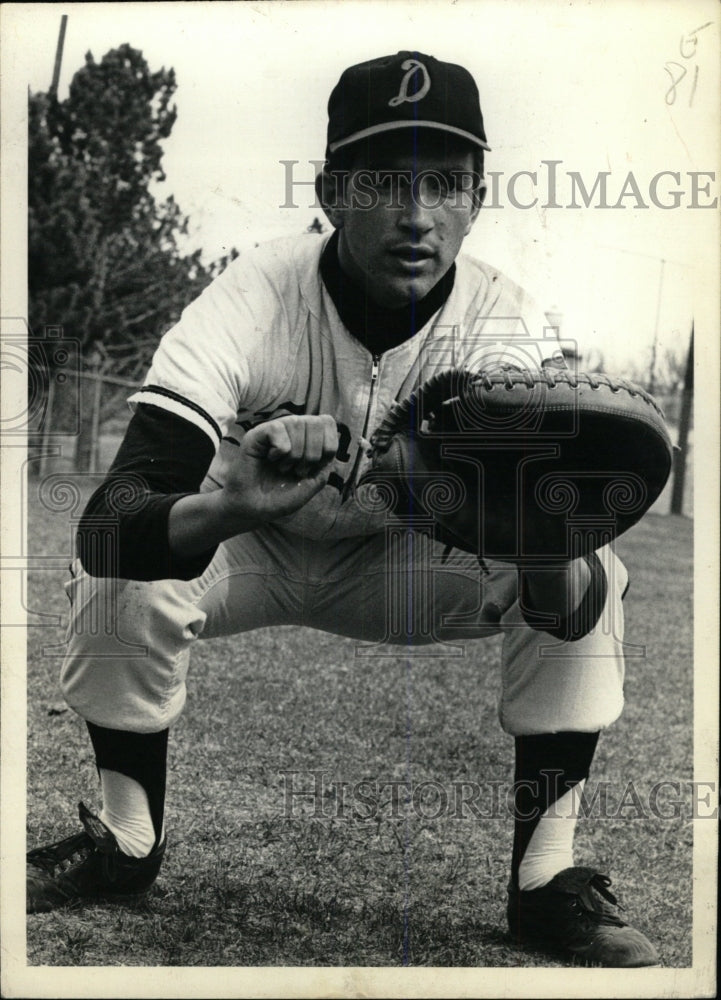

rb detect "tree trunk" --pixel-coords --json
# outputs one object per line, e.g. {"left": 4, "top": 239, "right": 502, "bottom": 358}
{"left": 670, "top": 327, "right": 693, "bottom": 516}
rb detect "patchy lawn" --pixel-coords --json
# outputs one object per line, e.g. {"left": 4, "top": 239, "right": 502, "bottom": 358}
{"left": 24, "top": 482, "right": 693, "bottom": 968}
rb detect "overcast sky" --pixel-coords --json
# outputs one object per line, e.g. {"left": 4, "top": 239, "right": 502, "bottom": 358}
{"left": 6, "top": 1, "right": 720, "bottom": 373}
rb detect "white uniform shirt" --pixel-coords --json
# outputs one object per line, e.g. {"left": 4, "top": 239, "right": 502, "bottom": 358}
{"left": 129, "top": 233, "right": 562, "bottom": 540}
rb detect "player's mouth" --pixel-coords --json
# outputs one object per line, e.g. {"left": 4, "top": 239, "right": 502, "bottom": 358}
{"left": 388, "top": 245, "right": 436, "bottom": 270}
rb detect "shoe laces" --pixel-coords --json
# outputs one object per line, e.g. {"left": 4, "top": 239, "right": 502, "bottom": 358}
{"left": 27, "top": 802, "right": 119, "bottom": 877}
{"left": 27, "top": 830, "right": 95, "bottom": 876}
{"left": 572, "top": 873, "right": 627, "bottom": 927}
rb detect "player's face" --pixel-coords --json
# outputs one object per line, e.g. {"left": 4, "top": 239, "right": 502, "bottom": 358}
{"left": 334, "top": 133, "right": 481, "bottom": 308}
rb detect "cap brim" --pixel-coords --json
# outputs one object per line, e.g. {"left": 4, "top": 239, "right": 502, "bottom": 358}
{"left": 328, "top": 120, "right": 491, "bottom": 154}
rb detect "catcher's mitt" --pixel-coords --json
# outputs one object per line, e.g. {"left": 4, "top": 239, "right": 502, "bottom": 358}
{"left": 359, "top": 368, "right": 674, "bottom": 562}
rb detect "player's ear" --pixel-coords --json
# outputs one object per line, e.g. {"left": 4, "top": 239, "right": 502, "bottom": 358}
{"left": 316, "top": 168, "right": 346, "bottom": 230}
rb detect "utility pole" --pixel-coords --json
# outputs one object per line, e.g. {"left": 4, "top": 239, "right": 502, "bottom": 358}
{"left": 670, "top": 325, "right": 693, "bottom": 516}
{"left": 600, "top": 245, "right": 684, "bottom": 392}
{"left": 49, "top": 14, "right": 68, "bottom": 98}
{"left": 648, "top": 257, "right": 666, "bottom": 395}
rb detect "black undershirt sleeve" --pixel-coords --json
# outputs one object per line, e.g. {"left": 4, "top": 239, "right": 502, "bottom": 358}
{"left": 76, "top": 403, "right": 218, "bottom": 581}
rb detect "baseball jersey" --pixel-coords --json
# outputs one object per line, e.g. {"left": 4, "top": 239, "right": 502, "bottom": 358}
{"left": 126, "top": 231, "right": 562, "bottom": 543}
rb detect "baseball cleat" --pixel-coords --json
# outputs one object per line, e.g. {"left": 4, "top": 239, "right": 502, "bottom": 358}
{"left": 27, "top": 802, "right": 165, "bottom": 914}
{"left": 507, "top": 866, "right": 660, "bottom": 967}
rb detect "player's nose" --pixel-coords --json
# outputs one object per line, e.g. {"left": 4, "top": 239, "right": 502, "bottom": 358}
{"left": 397, "top": 184, "right": 435, "bottom": 234}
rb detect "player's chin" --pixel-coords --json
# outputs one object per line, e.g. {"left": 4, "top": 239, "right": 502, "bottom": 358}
{"left": 380, "top": 273, "right": 438, "bottom": 307}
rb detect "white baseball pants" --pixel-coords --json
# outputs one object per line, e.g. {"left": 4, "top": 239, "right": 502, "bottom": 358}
{"left": 59, "top": 525, "right": 627, "bottom": 736}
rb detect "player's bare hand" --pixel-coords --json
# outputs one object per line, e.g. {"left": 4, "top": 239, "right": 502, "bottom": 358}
{"left": 221, "top": 414, "right": 339, "bottom": 523}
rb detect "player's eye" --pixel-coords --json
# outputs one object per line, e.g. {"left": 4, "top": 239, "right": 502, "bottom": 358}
{"left": 362, "top": 172, "right": 410, "bottom": 196}
{"left": 413, "top": 172, "right": 451, "bottom": 202}
{"left": 375, "top": 173, "right": 397, "bottom": 191}
{"left": 440, "top": 172, "right": 474, "bottom": 196}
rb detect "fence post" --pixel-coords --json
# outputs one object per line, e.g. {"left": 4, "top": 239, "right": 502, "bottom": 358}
{"left": 39, "top": 376, "right": 56, "bottom": 477}
{"left": 89, "top": 367, "right": 104, "bottom": 473}
{"left": 74, "top": 347, "right": 102, "bottom": 471}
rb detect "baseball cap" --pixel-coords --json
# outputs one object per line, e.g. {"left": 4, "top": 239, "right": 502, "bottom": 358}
{"left": 326, "top": 51, "right": 491, "bottom": 158}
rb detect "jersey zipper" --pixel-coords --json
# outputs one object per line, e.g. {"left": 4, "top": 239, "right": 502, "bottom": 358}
{"left": 342, "top": 353, "right": 381, "bottom": 501}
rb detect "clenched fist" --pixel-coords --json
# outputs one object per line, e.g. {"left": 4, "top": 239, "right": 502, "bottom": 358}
{"left": 223, "top": 414, "right": 339, "bottom": 522}
{"left": 169, "top": 414, "right": 340, "bottom": 558}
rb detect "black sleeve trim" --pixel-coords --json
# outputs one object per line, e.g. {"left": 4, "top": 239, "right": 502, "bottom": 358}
{"left": 135, "top": 385, "right": 223, "bottom": 442}
{"left": 77, "top": 404, "right": 218, "bottom": 581}
{"left": 518, "top": 552, "right": 608, "bottom": 642}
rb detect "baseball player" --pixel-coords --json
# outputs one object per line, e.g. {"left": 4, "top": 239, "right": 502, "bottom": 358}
{"left": 27, "top": 52, "right": 659, "bottom": 967}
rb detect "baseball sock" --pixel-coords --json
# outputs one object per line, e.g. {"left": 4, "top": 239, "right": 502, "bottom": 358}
{"left": 86, "top": 722, "right": 167, "bottom": 858}
{"left": 511, "top": 731, "right": 599, "bottom": 891}
{"left": 98, "top": 769, "right": 157, "bottom": 858}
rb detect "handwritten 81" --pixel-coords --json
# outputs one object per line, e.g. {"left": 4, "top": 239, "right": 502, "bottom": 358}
{"left": 664, "top": 21, "right": 713, "bottom": 107}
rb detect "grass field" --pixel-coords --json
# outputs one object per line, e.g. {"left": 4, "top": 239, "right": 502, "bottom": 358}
{"left": 24, "top": 483, "right": 694, "bottom": 969}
